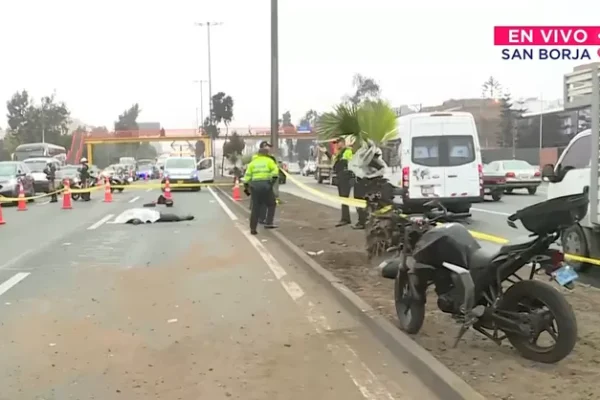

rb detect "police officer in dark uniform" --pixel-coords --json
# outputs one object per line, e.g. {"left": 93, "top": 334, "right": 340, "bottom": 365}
{"left": 243, "top": 142, "right": 279, "bottom": 234}
{"left": 326, "top": 138, "right": 354, "bottom": 227}
{"left": 78, "top": 157, "right": 91, "bottom": 201}
{"left": 43, "top": 161, "right": 58, "bottom": 203}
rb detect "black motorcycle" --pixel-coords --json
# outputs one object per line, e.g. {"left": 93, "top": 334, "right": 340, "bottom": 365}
{"left": 379, "top": 193, "right": 586, "bottom": 363}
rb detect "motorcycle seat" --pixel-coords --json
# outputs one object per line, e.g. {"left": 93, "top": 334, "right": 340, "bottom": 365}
{"left": 497, "top": 236, "right": 538, "bottom": 255}
{"left": 468, "top": 248, "right": 498, "bottom": 270}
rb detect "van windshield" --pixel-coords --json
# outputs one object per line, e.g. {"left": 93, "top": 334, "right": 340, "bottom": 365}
{"left": 412, "top": 135, "right": 475, "bottom": 167}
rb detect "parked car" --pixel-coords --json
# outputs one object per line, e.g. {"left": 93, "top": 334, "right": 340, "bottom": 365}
{"left": 485, "top": 159, "right": 541, "bottom": 194}
{"left": 482, "top": 165, "right": 507, "bottom": 201}
{"left": 0, "top": 161, "right": 36, "bottom": 204}
{"left": 23, "top": 157, "right": 62, "bottom": 193}
{"left": 136, "top": 163, "right": 158, "bottom": 179}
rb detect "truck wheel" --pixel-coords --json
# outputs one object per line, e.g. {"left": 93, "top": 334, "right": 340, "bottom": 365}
{"left": 561, "top": 224, "right": 591, "bottom": 273}
{"left": 491, "top": 191, "right": 502, "bottom": 201}
{"left": 528, "top": 187, "right": 537, "bottom": 195}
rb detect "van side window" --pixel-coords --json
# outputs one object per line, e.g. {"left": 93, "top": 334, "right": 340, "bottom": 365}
{"left": 558, "top": 135, "right": 591, "bottom": 171}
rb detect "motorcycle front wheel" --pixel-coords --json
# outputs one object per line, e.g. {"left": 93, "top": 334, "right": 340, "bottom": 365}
{"left": 394, "top": 269, "right": 426, "bottom": 334}
{"left": 498, "top": 280, "right": 577, "bottom": 363}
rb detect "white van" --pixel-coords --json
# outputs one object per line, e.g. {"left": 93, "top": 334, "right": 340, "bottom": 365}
{"left": 395, "top": 112, "right": 483, "bottom": 213}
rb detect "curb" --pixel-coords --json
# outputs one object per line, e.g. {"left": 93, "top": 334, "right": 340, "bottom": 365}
{"left": 216, "top": 187, "right": 485, "bottom": 400}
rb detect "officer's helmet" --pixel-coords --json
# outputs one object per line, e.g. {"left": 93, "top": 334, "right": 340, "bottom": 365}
{"left": 80, "top": 157, "right": 88, "bottom": 164}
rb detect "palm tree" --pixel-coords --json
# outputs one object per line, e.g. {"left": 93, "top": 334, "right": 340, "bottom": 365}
{"left": 316, "top": 100, "right": 397, "bottom": 148}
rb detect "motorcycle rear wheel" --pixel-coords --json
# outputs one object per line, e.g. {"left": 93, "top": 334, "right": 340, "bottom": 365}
{"left": 394, "top": 269, "right": 426, "bottom": 334}
{"left": 499, "top": 280, "right": 577, "bottom": 363}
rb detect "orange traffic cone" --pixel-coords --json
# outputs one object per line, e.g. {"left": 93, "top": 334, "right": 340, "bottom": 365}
{"left": 164, "top": 178, "right": 173, "bottom": 200}
{"left": 0, "top": 201, "right": 6, "bottom": 225}
{"left": 62, "top": 180, "right": 73, "bottom": 209}
{"left": 17, "top": 182, "right": 27, "bottom": 211}
{"left": 104, "top": 177, "right": 113, "bottom": 203}
{"left": 232, "top": 178, "right": 241, "bottom": 201}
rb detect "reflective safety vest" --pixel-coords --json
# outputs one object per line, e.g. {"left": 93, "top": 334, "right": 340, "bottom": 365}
{"left": 244, "top": 154, "right": 279, "bottom": 182}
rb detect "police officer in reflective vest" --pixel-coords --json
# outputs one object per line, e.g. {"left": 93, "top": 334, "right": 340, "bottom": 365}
{"left": 43, "top": 161, "right": 58, "bottom": 203}
{"left": 327, "top": 138, "right": 353, "bottom": 227}
{"left": 243, "top": 141, "right": 279, "bottom": 234}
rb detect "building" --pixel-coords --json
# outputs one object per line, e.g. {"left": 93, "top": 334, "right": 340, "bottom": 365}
{"left": 563, "top": 62, "right": 599, "bottom": 134}
{"left": 418, "top": 98, "right": 502, "bottom": 148}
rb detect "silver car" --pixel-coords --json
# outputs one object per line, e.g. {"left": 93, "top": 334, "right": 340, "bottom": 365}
{"left": 485, "top": 159, "right": 541, "bottom": 194}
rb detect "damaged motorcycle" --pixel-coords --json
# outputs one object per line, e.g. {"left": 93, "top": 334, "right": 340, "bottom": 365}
{"left": 379, "top": 194, "right": 585, "bottom": 363}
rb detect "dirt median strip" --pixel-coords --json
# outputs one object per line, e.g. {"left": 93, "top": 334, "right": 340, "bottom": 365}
{"left": 216, "top": 187, "right": 485, "bottom": 400}
{"left": 218, "top": 188, "right": 600, "bottom": 400}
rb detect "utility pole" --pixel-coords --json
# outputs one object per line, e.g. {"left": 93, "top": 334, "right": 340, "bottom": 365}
{"left": 193, "top": 79, "right": 208, "bottom": 128}
{"left": 195, "top": 22, "right": 222, "bottom": 156}
{"left": 270, "top": 0, "right": 279, "bottom": 153}
{"left": 538, "top": 94, "right": 544, "bottom": 150}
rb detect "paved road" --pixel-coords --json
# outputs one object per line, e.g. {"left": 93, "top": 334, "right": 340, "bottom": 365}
{"left": 282, "top": 176, "right": 600, "bottom": 286}
{"left": 0, "top": 181, "right": 435, "bottom": 399}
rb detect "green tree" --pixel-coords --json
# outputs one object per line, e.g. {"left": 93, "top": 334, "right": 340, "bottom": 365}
{"left": 0, "top": 138, "right": 11, "bottom": 161}
{"left": 346, "top": 74, "right": 381, "bottom": 105}
{"left": 518, "top": 113, "right": 566, "bottom": 148}
{"left": 6, "top": 90, "right": 31, "bottom": 141}
{"left": 498, "top": 93, "right": 517, "bottom": 150}
{"left": 223, "top": 131, "right": 245, "bottom": 158}
{"left": 212, "top": 92, "right": 234, "bottom": 135}
{"left": 481, "top": 76, "right": 502, "bottom": 99}
{"left": 222, "top": 131, "right": 245, "bottom": 170}
{"left": 5, "top": 90, "right": 71, "bottom": 147}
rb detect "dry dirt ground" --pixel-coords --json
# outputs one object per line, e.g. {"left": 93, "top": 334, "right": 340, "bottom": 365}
{"left": 249, "top": 192, "right": 600, "bottom": 400}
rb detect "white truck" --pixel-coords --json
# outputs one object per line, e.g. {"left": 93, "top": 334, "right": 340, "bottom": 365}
{"left": 543, "top": 63, "right": 600, "bottom": 272}
{"left": 313, "top": 141, "right": 336, "bottom": 185}
{"left": 543, "top": 129, "right": 599, "bottom": 272}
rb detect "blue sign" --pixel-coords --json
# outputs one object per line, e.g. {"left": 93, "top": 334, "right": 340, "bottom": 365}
{"left": 297, "top": 123, "right": 311, "bottom": 132}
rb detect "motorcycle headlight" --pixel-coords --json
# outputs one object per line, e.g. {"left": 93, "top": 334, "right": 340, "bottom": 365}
{"left": 73, "top": 177, "right": 80, "bottom": 183}
{"left": 127, "top": 177, "right": 133, "bottom": 183}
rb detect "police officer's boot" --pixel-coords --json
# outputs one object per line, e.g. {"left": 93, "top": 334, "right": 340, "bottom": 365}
{"left": 50, "top": 194, "right": 58, "bottom": 203}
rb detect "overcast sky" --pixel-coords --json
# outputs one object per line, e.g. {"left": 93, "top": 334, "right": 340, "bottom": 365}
{"left": 1, "top": 0, "right": 599, "bottom": 131}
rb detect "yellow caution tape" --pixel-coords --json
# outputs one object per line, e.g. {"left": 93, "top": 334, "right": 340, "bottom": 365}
{"left": 109, "top": 182, "right": 234, "bottom": 190}
{"left": 0, "top": 188, "right": 66, "bottom": 202}
{"left": 281, "top": 170, "right": 367, "bottom": 208}
{"left": 280, "top": 170, "right": 600, "bottom": 267}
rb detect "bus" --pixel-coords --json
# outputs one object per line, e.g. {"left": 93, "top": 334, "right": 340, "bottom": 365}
{"left": 12, "top": 143, "right": 67, "bottom": 164}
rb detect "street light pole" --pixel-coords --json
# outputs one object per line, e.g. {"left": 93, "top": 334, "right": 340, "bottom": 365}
{"left": 195, "top": 22, "right": 222, "bottom": 156}
{"left": 270, "top": 0, "right": 279, "bottom": 153}
{"left": 193, "top": 79, "right": 208, "bottom": 127}
{"left": 538, "top": 94, "right": 544, "bottom": 150}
